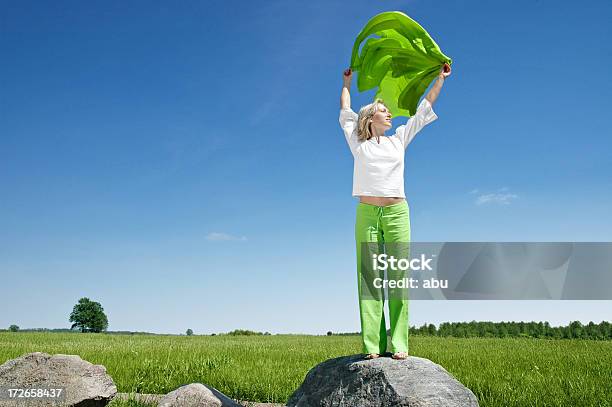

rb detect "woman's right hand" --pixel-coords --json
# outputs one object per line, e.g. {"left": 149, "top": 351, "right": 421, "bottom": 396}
{"left": 343, "top": 68, "right": 352, "bottom": 86}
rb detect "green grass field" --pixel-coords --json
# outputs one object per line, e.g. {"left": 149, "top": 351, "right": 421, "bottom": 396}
{"left": 1, "top": 333, "right": 610, "bottom": 406}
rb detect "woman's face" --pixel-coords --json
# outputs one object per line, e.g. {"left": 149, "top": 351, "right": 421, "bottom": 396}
{"left": 370, "top": 104, "right": 392, "bottom": 130}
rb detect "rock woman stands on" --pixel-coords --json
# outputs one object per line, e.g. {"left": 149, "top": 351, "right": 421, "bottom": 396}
{"left": 339, "top": 64, "right": 451, "bottom": 360}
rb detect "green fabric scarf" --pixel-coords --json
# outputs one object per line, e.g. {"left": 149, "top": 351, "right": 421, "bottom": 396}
{"left": 350, "top": 11, "right": 452, "bottom": 118}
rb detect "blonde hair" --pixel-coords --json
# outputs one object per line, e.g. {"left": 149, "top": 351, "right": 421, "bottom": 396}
{"left": 357, "top": 98, "right": 389, "bottom": 141}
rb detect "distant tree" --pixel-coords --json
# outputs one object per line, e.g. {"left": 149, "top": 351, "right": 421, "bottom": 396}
{"left": 69, "top": 297, "right": 108, "bottom": 333}
{"left": 543, "top": 322, "right": 551, "bottom": 338}
{"left": 186, "top": 329, "right": 193, "bottom": 336}
{"left": 438, "top": 322, "right": 450, "bottom": 336}
{"left": 327, "top": 331, "right": 333, "bottom": 336}
{"left": 584, "top": 322, "right": 599, "bottom": 340}
{"left": 600, "top": 321, "right": 611, "bottom": 339}
{"left": 8, "top": 325, "right": 19, "bottom": 332}
{"left": 569, "top": 321, "right": 584, "bottom": 339}
{"left": 227, "top": 329, "right": 264, "bottom": 336}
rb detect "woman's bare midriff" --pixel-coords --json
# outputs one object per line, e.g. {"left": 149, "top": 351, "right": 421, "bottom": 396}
{"left": 359, "top": 196, "right": 406, "bottom": 206}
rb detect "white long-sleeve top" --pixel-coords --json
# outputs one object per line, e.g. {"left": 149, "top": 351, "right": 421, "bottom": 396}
{"left": 338, "top": 98, "right": 438, "bottom": 198}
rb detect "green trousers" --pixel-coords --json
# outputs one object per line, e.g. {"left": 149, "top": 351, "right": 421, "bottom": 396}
{"left": 355, "top": 200, "right": 410, "bottom": 354}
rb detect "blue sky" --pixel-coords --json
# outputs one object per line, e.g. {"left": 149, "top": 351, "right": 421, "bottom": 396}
{"left": 1, "top": 0, "right": 611, "bottom": 334}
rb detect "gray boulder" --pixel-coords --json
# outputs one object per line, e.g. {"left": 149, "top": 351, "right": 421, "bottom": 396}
{"left": 158, "top": 383, "right": 240, "bottom": 407}
{"left": 0, "top": 351, "right": 117, "bottom": 406}
{"left": 287, "top": 354, "right": 479, "bottom": 407}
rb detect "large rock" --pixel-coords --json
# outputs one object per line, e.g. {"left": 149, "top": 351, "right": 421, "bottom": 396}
{"left": 158, "top": 383, "right": 240, "bottom": 407}
{"left": 0, "top": 351, "right": 117, "bottom": 406}
{"left": 287, "top": 354, "right": 479, "bottom": 407}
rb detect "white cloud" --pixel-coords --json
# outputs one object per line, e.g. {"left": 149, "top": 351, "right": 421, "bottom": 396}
{"left": 475, "top": 192, "right": 519, "bottom": 206}
{"left": 205, "top": 232, "right": 248, "bottom": 241}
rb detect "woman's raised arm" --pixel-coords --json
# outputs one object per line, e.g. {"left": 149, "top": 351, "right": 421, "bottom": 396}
{"left": 425, "top": 63, "right": 452, "bottom": 105}
{"left": 340, "top": 68, "right": 352, "bottom": 110}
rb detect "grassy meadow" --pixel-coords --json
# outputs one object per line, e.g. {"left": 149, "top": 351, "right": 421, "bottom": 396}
{"left": 0, "top": 332, "right": 610, "bottom": 407}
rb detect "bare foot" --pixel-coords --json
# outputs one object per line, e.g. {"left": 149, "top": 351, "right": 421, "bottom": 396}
{"left": 392, "top": 352, "right": 408, "bottom": 360}
{"left": 364, "top": 353, "right": 380, "bottom": 360}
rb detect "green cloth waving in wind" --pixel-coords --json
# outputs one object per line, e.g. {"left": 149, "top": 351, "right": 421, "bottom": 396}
{"left": 350, "top": 11, "right": 452, "bottom": 118}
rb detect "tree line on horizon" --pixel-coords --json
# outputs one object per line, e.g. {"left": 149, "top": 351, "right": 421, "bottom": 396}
{"left": 5, "top": 320, "right": 611, "bottom": 340}
{"left": 411, "top": 320, "right": 611, "bottom": 340}
{"left": 327, "top": 320, "right": 612, "bottom": 340}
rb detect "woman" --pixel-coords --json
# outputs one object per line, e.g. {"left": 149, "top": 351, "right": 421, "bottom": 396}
{"left": 339, "top": 63, "right": 451, "bottom": 360}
